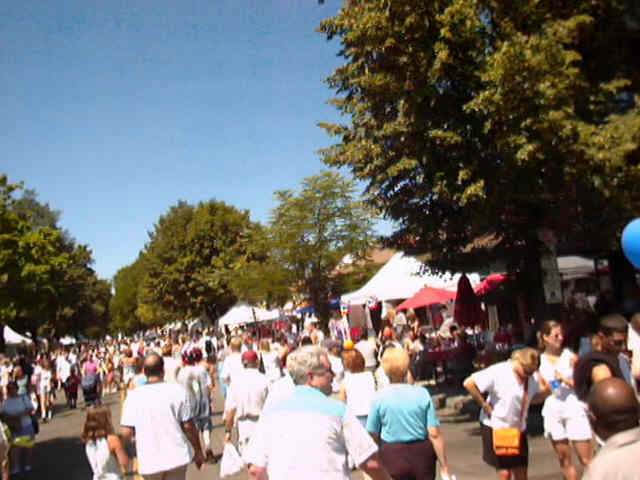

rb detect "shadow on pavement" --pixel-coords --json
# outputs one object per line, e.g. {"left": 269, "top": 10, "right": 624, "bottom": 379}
{"left": 33, "top": 436, "right": 91, "bottom": 480}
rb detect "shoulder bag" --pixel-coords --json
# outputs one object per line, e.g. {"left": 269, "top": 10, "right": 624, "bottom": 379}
{"left": 492, "top": 377, "right": 528, "bottom": 456}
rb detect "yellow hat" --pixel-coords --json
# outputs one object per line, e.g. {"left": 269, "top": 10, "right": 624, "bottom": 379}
{"left": 343, "top": 340, "right": 354, "bottom": 350}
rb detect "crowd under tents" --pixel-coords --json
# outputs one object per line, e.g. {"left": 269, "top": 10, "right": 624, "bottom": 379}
{"left": 209, "top": 253, "right": 604, "bottom": 337}
{"left": 340, "top": 252, "right": 481, "bottom": 307}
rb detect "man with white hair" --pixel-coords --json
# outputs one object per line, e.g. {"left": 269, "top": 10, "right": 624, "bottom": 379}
{"left": 244, "top": 345, "right": 391, "bottom": 480}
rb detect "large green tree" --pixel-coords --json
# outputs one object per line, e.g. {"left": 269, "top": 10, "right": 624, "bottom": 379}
{"left": 318, "top": 1, "right": 640, "bottom": 274}
{"left": 109, "top": 258, "right": 146, "bottom": 334}
{"left": 267, "top": 171, "right": 376, "bottom": 322}
{"left": 1, "top": 175, "right": 108, "bottom": 341}
{"left": 136, "top": 199, "right": 265, "bottom": 327}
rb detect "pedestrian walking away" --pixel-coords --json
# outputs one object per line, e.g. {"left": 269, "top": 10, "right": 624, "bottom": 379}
{"left": 120, "top": 354, "right": 205, "bottom": 480}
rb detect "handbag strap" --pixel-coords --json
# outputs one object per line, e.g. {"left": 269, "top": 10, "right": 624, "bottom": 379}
{"left": 20, "top": 394, "right": 32, "bottom": 417}
{"left": 518, "top": 377, "right": 529, "bottom": 429}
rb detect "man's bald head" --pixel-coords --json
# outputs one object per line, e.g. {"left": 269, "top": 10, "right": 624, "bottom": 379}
{"left": 143, "top": 353, "right": 164, "bottom": 378}
{"left": 588, "top": 377, "right": 639, "bottom": 440}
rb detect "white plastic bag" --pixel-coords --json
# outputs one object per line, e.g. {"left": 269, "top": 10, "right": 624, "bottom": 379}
{"left": 219, "top": 442, "right": 245, "bottom": 478}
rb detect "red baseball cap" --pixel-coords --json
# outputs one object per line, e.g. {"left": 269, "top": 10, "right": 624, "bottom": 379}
{"left": 241, "top": 350, "right": 258, "bottom": 364}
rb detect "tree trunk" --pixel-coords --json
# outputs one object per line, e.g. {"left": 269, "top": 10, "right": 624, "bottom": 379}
{"left": 518, "top": 241, "right": 563, "bottom": 345}
{"left": 608, "top": 252, "right": 636, "bottom": 310}
{"left": 309, "top": 274, "right": 331, "bottom": 328}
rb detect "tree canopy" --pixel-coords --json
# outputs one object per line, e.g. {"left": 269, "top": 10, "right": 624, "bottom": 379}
{"left": 318, "top": 1, "right": 640, "bottom": 271}
{"left": 0, "top": 175, "right": 109, "bottom": 341}
{"left": 109, "top": 257, "right": 146, "bottom": 334}
{"left": 112, "top": 199, "right": 267, "bottom": 330}
{"left": 267, "top": 170, "right": 376, "bottom": 321}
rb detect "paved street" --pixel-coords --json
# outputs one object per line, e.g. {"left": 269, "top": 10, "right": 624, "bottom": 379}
{"left": 32, "top": 388, "right": 567, "bottom": 480}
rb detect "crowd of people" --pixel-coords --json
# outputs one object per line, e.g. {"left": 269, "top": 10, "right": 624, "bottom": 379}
{"left": 0, "top": 304, "right": 638, "bottom": 479}
{"left": 463, "top": 313, "right": 640, "bottom": 480}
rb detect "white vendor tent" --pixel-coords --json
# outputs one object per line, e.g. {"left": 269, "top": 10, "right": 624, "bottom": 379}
{"left": 341, "top": 252, "right": 481, "bottom": 305}
{"left": 218, "top": 302, "right": 283, "bottom": 327}
{"left": 254, "top": 307, "right": 283, "bottom": 322}
{"left": 59, "top": 335, "right": 77, "bottom": 346}
{"left": 4, "top": 326, "right": 33, "bottom": 345}
{"left": 558, "top": 256, "right": 596, "bottom": 280}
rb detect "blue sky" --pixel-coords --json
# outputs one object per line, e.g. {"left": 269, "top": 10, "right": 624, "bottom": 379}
{"left": 2, "top": 0, "right": 388, "bottom": 280}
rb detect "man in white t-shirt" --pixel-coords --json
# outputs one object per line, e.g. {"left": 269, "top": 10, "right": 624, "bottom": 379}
{"left": 220, "top": 336, "right": 244, "bottom": 395}
{"left": 224, "top": 350, "right": 269, "bottom": 453}
{"left": 121, "top": 354, "right": 204, "bottom": 479}
{"left": 56, "top": 354, "right": 71, "bottom": 385}
{"left": 161, "top": 344, "right": 181, "bottom": 383}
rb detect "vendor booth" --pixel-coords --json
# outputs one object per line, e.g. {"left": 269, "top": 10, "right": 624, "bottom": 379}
{"left": 217, "top": 301, "right": 284, "bottom": 328}
{"left": 4, "top": 326, "right": 33, "bottom": 346}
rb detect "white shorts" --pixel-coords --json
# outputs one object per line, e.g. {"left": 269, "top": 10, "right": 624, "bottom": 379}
{"left": 543, "top": 412, "right": 592, "bottom": 442}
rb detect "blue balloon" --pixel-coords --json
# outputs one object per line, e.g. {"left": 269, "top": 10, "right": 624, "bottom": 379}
{"left": 622, "top": 218, "right": 640, "bottom": 268}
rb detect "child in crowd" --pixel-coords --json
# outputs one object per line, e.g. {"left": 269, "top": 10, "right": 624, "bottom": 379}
{"left": 82, "top": 406, "right": 129, "bottom": 480}
{"left": 66, "top": 369, "right": 80, "bottom": 409}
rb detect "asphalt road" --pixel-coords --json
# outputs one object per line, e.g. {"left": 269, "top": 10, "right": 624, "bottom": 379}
{"left": 32, "top": 388, "right": 567, "bottom": 480}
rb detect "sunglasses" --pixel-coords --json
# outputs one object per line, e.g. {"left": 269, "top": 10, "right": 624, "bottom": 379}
{"left": 312, "top": 367, "right": 335, "bottom": 377}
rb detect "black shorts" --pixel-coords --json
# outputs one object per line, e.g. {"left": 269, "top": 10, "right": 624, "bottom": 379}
{"left": 379, "top": 438, "right": 436, "bottom": 480}
{"left": 481, "top": 423, "right": 529, "bottom": 470}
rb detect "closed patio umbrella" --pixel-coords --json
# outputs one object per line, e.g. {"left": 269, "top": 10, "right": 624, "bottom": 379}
{"left": 454, "top": 274, "right": 487, "bottom": 328}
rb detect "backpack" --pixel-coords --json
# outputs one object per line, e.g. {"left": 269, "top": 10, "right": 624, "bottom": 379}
{"left": 81, "top": 374, "right": 98, "bottom": 391}
{"left": 205, "top": 338, "right": 214, "bottom": 356}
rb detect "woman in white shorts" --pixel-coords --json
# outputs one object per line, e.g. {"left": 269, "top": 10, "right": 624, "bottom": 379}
{"left": 36, "top": 358, "right": 54, "bottom": 422}
{"left": 538, "top": 320, "right": 592, "bottom": 480}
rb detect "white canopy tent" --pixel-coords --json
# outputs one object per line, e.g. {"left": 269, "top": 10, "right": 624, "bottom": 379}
{"left": 218, "top": 302, "right": 283, "bottom": 327}
{"left": 254, "top": 307, "right": 283, "bottom": 322}
{"left": 4, "top": 326, "right": 33, "bottom": 345}
{"left": 558, "top": 256, "right": 596, "bottom": 280}
{"left": 341, "top": 252, "right": 481, "bottom": 305}
{"left": 59, "top": 335, "right": 77, "bottom": 346}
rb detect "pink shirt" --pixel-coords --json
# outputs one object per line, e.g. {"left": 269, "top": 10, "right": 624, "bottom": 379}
{"left": 83, "top": 361, "right": 99, "bottom": 376}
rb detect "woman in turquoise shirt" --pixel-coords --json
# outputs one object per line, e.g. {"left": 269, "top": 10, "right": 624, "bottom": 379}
{"left": 367, "top": 348, "right": 453, "bottom": 480}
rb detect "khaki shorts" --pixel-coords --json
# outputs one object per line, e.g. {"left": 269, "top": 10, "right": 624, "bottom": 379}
{"left": 142, "top": 464, "right": 188, "bottom": 480}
